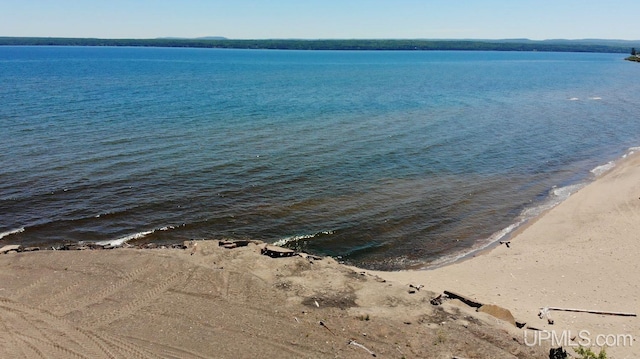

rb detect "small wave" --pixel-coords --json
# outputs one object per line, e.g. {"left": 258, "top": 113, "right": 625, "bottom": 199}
{"left": 425, "top": 221, "right": 524, "bottom": 269}
{"left": 272, "top": 230, "right": 335, "bottom": 247}
{"left": 0, "top": 227, "right": 25, "bottom": 240}
{"left": 95, "top": 226, "right": 175, "bottom": 247}
{"left": 568, "top": 97, "right": 579, "bottom": 101}
{"left": 589, "top": 97, "right": 602, "bottom": 100}
{"left": 594, "top": 147, "right": 640, "bottom": 174}
{"left": 551, "top": 183, "right": 585, "bottom": 200}
{"left": 94, "top": 209, "right": 128, "bottom": 219}
{"left": 624, "top": 146, "right": 640, "bottom": 157}
{"left": 424, "top": 181, "right": 589, "bottom": 269}
{"left": 516, "top": 183, "right": 583, "bottom": 220}
{"left": 428, "top": 147, "right": 640, "bottom": 269}
{"left": 590, "top": 161, "right": 615, "bottom": 176}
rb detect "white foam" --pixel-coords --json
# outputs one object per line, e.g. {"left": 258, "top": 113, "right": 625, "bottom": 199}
{"left": 95, "top": 211, "right": 114, "bottom": 218}
{"left": 486, "top": 222, "right": 520, "bottom": 243}
{"left": 520, "top": 201, "right": 555, "bottom": 219}
{"left": 0, "top": 227, "right": 25, "bottom": 240}
{"left": 424, "top": 148, "right": 640, "bottom": 270}
{"left": 551, "top": 183, "right": 585, "bottom": 200}
{"left": 424, "top": 181, "right": 589, "bottom": 269}
{"left": 589, "top": 97, "right": 602, "bottom": 100}
{"left": 517, "top": 184, "right": 579, "bottom": 220}
{"left": 592, "top": 147, "right": 640, "bottom": 174}
{"left": 624, "top": 146, "right": 640, "bottom": 157}
{"left": 569, "top": 97, "right": 579, "bottom": 101}
{"left": 590, "top": 161, "right": 615, "bottom": 176}
{"left": 424, "top": 220, "right": 524, "bottom": 269}
{"left": 95, "top": 226, "right": 174, "bottom": 247}
{"left": 272, "top": 230, "right": 334, "bottom": 247}
{"left": 96, "top": 230, "right": 154, "bottom": 247}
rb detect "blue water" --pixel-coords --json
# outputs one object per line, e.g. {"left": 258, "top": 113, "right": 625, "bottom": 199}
{"left": 2, "top": 46, "right": 640, "bottom": 269}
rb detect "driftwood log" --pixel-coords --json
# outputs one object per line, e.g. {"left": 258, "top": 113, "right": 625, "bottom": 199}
{"left": 261, "top": 245, "right": 296, "bottom": 258}
{"left": 348, "top": 340, "right": 376, "bottom": 357}
{"left": 219, "top": 239, "right": 252, "bottom": 249}
{"left": 541, "top": 306, "right": 636, "bottom": 317}
{"left": 443, "top": 290, "right": 483, "bottom": 308}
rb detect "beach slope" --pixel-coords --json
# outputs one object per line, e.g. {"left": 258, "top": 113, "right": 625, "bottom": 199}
{"left": 371, "top": 152, "right": 640, "bottom": 358}
{"left": 0, "top": 239, "right": 545, "bottom": 358}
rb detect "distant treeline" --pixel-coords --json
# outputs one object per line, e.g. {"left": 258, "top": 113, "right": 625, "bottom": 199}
{"left": 0, "top": 37, "right": 637, "bottom": 53}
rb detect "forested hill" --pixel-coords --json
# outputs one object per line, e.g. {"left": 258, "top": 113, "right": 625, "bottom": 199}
{"left": 1, "top": 37, "right": 638, "bottom": 53}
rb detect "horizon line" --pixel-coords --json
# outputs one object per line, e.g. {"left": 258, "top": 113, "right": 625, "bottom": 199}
{"left": 2, "top": 36, "right": 640, "bottom": 42}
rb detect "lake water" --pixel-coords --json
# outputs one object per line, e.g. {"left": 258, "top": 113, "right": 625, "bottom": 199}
{"left": 2, "top": 46, "right": 640, "bottom": 269}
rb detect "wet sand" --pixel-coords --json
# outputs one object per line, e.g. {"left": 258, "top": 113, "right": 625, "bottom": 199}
{"left": 369, "top": 151, "right": 640, "bottom": 358}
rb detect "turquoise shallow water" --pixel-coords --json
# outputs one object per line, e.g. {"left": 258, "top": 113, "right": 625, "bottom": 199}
{"left": 1, "top": 46, "right": 640, "bottom": 269}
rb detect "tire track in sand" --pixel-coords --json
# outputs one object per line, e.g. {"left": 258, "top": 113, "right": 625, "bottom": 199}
{"left": 15, "top": 332, "right": 93, "bottom": 359}
{"left": 9, "top": 276, "right": 47, "bottom": 301}
{"left": 0, "top": 297, "right": 109, "bottom": 358}
{"left": 86, "top": 270, "right": 187, "bottom": 329}
{"left": 0, "top": 296, "right": 163, "bottom": 359}
{"left": 0, "top": 303, "right": 30, "bottom": 359}
{"left": 99, "top": 333, "right": 205, "bottom": 359}
{"left": 38, "top": 265, "right": 154, "bottom": 316}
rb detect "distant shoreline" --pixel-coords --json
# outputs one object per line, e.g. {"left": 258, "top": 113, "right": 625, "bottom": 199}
{"left": 1, "top": 36, "right": 638, "bottom": 53}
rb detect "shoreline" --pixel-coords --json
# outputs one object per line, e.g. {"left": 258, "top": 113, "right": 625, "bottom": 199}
{"left": 1, "top": 37, "right": 637, "bottom": 54}
{"left": 2, "top": 152, "right": 639, "bottom": 357}
{"left": 367, "top": 149, "right": 640, "bottom": 358}
{"left": 2, "top": 148, "right": 635, "bottom": 270}
{"left": 414, "top": 147, "right": 638, "bottom": 271}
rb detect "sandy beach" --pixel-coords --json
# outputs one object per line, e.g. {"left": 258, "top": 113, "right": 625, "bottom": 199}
{"left": 0, "top": 241, "right": 546, "bottom": 358}
{"left": 1, "top": 152, "right": 639, "bottom": 358}
{"left": 369, "top": 151, "right": 640, "bottom": 358}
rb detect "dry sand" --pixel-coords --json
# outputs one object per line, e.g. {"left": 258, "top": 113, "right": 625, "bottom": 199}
{"left": 0, "top": 241, "right": 545, "bottom": 359}
{"left": 369, "top": 151, "right": 640, "bottom": 358}
{"left": 2, "top": 153, "right": 639, "bottom": 358}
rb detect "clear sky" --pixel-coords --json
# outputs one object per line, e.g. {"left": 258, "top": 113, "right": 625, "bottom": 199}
{"left": 1, "top": 0, "right": 639, "bottom": 40}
